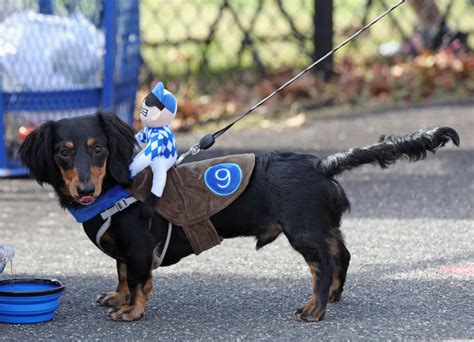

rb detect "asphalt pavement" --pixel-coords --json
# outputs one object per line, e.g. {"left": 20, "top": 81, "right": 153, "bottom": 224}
{"left": 1, "top": 104, "right": 473, "bottom": 340}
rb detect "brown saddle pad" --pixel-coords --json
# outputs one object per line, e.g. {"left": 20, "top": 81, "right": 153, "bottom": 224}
{"left": 128, "top": 153, "right": 255, "bottom": 254}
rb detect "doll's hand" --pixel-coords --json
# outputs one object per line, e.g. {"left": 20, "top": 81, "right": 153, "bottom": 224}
{"left": 129, "top": 150, "right": 152, "bottom": 179}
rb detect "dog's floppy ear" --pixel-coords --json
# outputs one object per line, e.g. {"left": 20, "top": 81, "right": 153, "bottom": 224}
{"left": 18, "top": 121, "right": 59, "bottom": 186}
{"left": 97, "top": 112, "right": 137, "bottom": 184}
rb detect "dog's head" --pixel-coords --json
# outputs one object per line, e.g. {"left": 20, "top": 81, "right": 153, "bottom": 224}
{"left": 18, "top": 112, "right": 136, "bottom": 207}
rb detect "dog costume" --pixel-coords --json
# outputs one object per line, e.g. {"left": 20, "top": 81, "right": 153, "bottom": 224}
{"left": 130, "top": 154, "right": 255, "bottom": 254}
{"left": 69, "top": 154, "right": 255, "bottom": 259}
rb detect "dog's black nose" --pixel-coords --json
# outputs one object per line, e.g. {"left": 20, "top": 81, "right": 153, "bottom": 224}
{"left": 77, "top": 183, "right": 95, "bottom": 196}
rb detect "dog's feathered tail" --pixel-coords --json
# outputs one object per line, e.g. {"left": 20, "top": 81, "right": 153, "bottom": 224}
{"left": 320, "top": 127, "right": 460, "bottom": 178}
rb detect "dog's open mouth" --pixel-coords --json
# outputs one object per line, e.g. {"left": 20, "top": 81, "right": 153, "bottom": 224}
{"left": 78, "top": 195, "right": 95, "bottom": 205}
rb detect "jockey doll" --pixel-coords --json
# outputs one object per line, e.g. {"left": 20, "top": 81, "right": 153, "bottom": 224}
{"left": 129, "top": 82, "right": 178, "bottom": 217}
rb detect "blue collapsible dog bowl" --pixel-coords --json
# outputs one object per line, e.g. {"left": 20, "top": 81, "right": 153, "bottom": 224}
{"left": 0, "top": 278, "right": 65, "bottom": 324}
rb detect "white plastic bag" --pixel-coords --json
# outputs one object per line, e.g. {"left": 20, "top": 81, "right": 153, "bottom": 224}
{"left": 0, "top": 11, "right": 104, "bottom": 91}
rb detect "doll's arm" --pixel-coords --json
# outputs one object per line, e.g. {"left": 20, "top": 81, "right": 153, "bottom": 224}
{"left": 135, "top": 129, "right": 148, "bottom": 149}
{"left": 129, "top": 148, "right": 152, "bottom": 179}
{"left": 129, "top": 131, "right": 164, "bottom": 178}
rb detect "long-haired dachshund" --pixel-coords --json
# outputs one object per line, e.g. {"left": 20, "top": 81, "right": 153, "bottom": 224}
{"left": 18, "top": 112, "right": 459, "bottom": 322}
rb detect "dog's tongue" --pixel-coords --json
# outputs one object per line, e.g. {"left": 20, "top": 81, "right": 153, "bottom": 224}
{"left": 79, "top": 196, "right": 94, "bottom": 204}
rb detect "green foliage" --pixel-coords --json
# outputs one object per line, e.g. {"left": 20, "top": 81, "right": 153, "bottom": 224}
{"left": 140, "top": 0, "right": 474, "bottom": 86}
{"left": 137, "top": 0, "right": 474, "bottom": 129}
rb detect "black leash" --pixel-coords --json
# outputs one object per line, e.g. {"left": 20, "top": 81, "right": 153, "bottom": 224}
{"left": 176, "top": 0, "right": 406, "bottom": 165}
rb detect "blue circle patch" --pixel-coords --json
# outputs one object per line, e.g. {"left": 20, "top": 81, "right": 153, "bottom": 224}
{"left": 204, "top": 163, "right": 243, "bottom": 196}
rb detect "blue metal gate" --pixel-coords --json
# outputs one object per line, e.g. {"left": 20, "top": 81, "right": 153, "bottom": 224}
{"left": 0, "top": 0, "right": 141, "bottom": 176}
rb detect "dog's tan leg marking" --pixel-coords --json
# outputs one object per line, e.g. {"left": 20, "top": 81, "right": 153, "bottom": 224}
{"left": 143, "top": 271, "right": 153, "bottom": 301}
{"left": 97, "top": 262, "right": 130, "bottom": 307}
{"left": 295, "top": 262, "right": 326, "bottom": 322}
{"left": 108, "top": 271, "right": 152, "bottom": 321}
{"left": 329, "top": 239, "right": 342, "bottom": 303}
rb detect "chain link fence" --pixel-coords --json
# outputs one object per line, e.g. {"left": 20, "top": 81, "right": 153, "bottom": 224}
{"left": 335, "top": 0, "right": 473, "bottom": 58}
{"left": 0, "top": 0, "right": 141, "bottom": 175}
{"left": 141, "top": 0, "right": 314, "bottom": 91}
{"left": 141, "top": 0, "right": 474, "bottom": 93}
{"left": 1, "top": 1, "right": 104, "bottom": 92}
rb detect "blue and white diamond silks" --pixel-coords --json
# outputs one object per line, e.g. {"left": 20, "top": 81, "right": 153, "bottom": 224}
{"left": 136, "top": 126, "right": 177, "bottom": 159}
{"left": 129, "top": 126, "right": 177, "bottom": 197}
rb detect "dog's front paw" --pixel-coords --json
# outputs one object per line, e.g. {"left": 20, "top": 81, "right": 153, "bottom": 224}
{"left": 108, "top": 304, "right": 144, "bottom": 321}
{"left": 97, "top": 291, "right": 129, "bottom": 307}
{"left": 295, "top": 305, "right": 326, "bottom": 322}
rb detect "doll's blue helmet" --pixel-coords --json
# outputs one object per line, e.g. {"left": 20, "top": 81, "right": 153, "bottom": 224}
{"left": 150, "top": 82, "right": 177, "bottom": 115}
{"left": 141, "top": 82, "right": 177, "bottom": 127}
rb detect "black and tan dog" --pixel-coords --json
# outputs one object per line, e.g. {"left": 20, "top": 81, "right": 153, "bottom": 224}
{"left": 18, "top": 112, "right": 459, "bottom": 322}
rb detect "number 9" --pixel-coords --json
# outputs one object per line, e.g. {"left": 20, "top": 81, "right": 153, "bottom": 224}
{"left": 215, "top": 168, "right": 231, "bottom": 189}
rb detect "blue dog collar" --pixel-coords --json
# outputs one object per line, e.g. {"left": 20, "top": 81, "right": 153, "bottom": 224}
{"left": 68, "top": 185, "right": 131, "bottom": 223}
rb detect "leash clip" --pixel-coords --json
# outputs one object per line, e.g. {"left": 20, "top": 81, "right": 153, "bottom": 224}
{"left": 176, "top": 143, "right": 201, "bottom": 166}
{"left": 190, "top": 143, "right": 201, "bottom": 155}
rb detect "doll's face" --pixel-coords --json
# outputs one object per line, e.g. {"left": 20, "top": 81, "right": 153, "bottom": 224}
{"left": 140, "top": 97, "right": 174, "bottom": 128}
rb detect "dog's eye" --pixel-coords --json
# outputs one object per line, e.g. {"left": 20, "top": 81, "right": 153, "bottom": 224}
{"left": 93, "top": 146, "right": 103, "bottom": 154}
{"left": 59, "top": 149, "right": 70, "bottom": 158}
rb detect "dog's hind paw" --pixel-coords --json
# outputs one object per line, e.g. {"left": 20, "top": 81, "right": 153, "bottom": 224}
{"left": 97, "top": 291, "right": 129, "bottom": 307}
{"left": 295, "top": 306, "right": 326, "bottom": 322}
{"left": 329, "top": 290, "right": 342, "bottom": 303}
{"left": 108, "top": 304, "right": 144, "bottom": 321}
